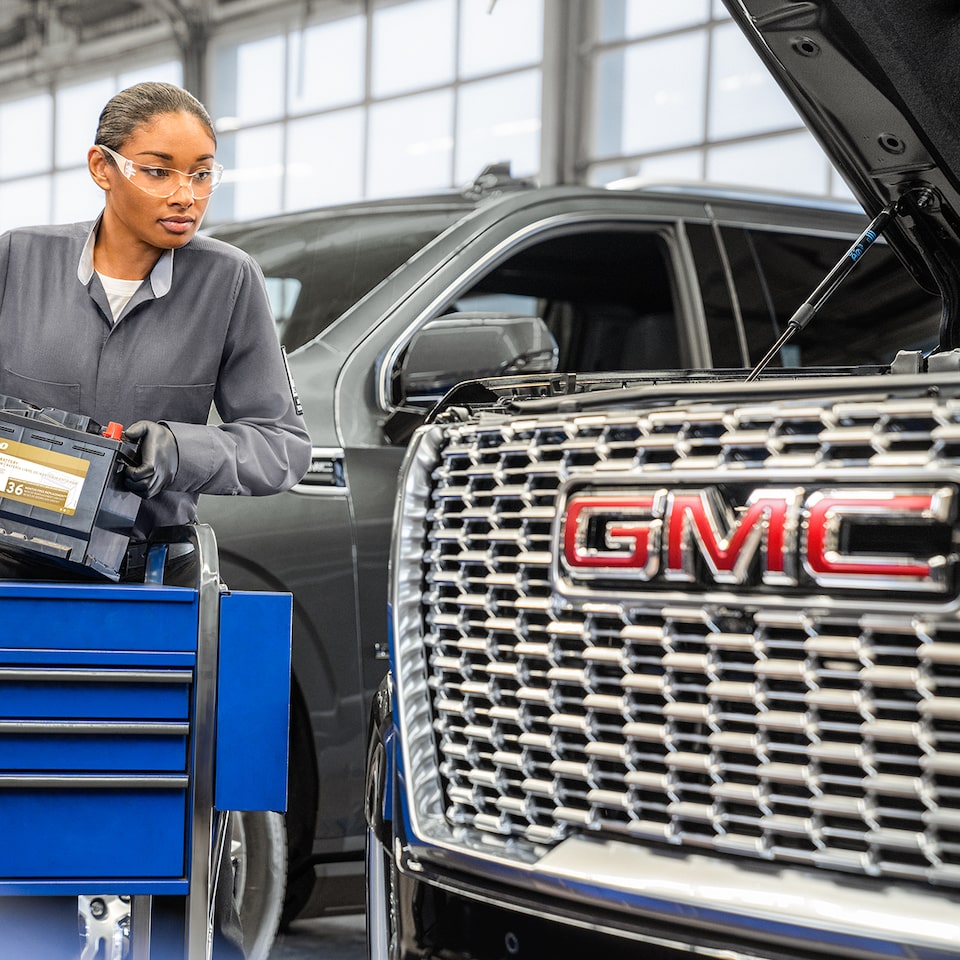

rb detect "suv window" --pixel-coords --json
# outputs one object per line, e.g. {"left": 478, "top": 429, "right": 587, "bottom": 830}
{"left": 214, "top": 207, "right": 466, "bottom": 351}
{"left": 396, "top": 215, "right": 940, "bottom": 410}
{"left": 690, "top": 225, "right": 941, "bottom": 368}
{"left": 444, "top": 227, "right": 681, "bottom": 372}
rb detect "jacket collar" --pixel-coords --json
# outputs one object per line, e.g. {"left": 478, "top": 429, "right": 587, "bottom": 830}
{"left": 77, "top": 214, "right": 174, "bottom": 298}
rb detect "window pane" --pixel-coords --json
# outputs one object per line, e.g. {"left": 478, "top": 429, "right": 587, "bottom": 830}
{"left": 371, "top": 0, "right": 455, "bottom": 97}
{"left": 459, "top": 0, "right": 543, "bottom": 78}
{"left": 0, "top": 176, "right": 51, "bottom": 232}
{"left": 706, "top": 132, "right": 830, "bottom": 194}
{"left": 286, "top": 110, "right": 365, "bottom": 210}
{"left": 57, "top": 78, "right": 115, "bottom": 166}
{"left": 587, "top": 162, "right": 630, "bottom": 186}
{"left": 203, "top": 180, "right": 232, "bottom": 225}
{"left": 709, "top": 22, "right": 800, "bottom": 139}
{"left": 213, "top": 35, "right": 285, "bottom": 124}
{"left": 217, "top": 208, "right": 463, "bottom": 349}
{"left": 599, "top": 0, "right": 710, "bottom": 41}
{"left": 368, "top": 90, "right": 453, "bottom": 197}
{"left": 589, "top": 150, "right": 704, "bottom": 187}
{"left": 448, "top": 229, "right": 680, "bottom": 374}
{"left": 830, "top": 169, "right": 856, "bottom": 201}
{"left": 0, "top": 94, "right": 52, "bottom": 176}
{"left": 455, "top": 71, "right": 541, "bottom": 183}
{"left": 231, "top": 124, "right": 284, "bottom": 220}
{"left": 595, "top": 32, "right": 708, "bottom": 157}
{"left": 54, "top": 167, "right": 102, "bottom": 225}
{"left": 721, "top": 228, "right": 938, "bottom": 367}
{"left": 288, "top": 15, "right": 365, "bottom": 113}
{"left": 642, "top": 149, "right": 704, "bottom": 180}
{"left": 118, "top": 61, "right": 182, "bottom": 89}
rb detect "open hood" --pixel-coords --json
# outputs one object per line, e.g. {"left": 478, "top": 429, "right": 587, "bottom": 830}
{"left": 723, "top": 0, "right": 960, "bottom": 350}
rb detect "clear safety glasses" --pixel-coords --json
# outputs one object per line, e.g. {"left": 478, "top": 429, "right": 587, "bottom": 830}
{"left": 97, "top": 144, "right": 224, "bottom": 200}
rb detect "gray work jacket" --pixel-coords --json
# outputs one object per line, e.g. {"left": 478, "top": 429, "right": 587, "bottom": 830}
{"left": 0, "top": 219, "right": 311, "bottom": 538}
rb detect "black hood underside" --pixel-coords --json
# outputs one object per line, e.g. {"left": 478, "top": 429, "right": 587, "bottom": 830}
{"left": 725, "top": 0, "right": 960, "bottom": 348}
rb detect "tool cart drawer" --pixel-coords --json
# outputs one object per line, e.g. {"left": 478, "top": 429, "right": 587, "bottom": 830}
{"left": 0, "top": 717, "right": 190, "bottom": 772}
{"left": 0, "top": 783, "right": 189, "bottom": 880}
{"left": 0, "top": 664, "right": 192, "bottom": 722}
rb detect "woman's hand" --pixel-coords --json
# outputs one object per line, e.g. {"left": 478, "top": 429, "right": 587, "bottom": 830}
{"left": 123, "top": 420, "right": 179, "bottom": 498}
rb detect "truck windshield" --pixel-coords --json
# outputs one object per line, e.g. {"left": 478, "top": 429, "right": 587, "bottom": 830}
{"left": 210, "top": 207, "right": 466, "bottom": 351}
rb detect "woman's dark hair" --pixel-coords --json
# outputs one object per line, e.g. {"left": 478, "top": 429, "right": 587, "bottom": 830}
{"left": 95, "top": 81, "right": 216, "bottom": 150}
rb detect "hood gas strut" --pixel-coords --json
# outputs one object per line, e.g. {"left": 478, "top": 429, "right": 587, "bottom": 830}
{"left": 746, "top": 203, "right": 896, "bottom": 381}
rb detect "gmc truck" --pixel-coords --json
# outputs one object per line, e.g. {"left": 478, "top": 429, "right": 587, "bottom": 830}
{"left": 201, "top": 170, "right": 944, "bottom": 957}
{"left": 365, "top": 2, "right": 960, "bottom": 958}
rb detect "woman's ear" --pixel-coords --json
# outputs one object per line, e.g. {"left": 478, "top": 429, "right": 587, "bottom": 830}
{"left": 88, "top": 146, "right": 111, "bottom": 190}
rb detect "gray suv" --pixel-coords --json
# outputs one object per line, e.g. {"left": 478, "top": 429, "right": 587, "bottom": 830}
{"left": 200, "top": 169, "right": 940, "bottom": 952}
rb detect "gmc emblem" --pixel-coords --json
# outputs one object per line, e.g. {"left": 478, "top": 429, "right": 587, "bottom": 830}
{"left": 557, "top": 484, "right": 957, "bottom": 594}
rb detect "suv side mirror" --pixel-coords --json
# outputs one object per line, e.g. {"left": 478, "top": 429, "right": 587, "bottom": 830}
{"left": 399, "top": 312, "right": 560, "bottom": 404}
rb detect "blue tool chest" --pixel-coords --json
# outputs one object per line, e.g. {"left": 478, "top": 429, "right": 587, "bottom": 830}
{"left": 0, "top": 578, "right": 292, "bottom": 896}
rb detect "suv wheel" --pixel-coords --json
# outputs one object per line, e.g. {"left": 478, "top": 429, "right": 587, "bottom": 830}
{"left": 232, "top": 809, "right": 287, "bottom": 960}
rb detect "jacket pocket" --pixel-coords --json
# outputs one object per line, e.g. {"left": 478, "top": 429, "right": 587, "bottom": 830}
{"left": 132, "top": 382, "right": 216, "bottom": 425}
{"left": 1, "top": 367, "right": 81, "bottom": 414}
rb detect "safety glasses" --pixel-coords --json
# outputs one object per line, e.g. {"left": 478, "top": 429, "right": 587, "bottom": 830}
{"left": 97, "top": 143, "right": 224, "bottom": 199}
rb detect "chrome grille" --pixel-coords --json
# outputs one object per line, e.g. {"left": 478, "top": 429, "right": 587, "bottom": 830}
{"left": 413, "top": 395, "right": 960, "bottom": 886}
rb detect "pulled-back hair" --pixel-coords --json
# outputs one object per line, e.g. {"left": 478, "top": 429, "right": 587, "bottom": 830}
{"left": 95, "top": 81, "right": 216, "bottom": 151}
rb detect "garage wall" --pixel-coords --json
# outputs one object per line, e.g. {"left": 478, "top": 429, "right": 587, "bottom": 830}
{"left": 0, "top": 0, "right": 849, "bottom": 232}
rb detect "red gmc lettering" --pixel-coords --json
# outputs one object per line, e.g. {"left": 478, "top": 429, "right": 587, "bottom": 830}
{"left": 804, "top": 490, "right": 947, "bottom": 585}
{"left": 665, "top": 489, "right": 799, "bottom": 585}
{"left": 559, "top": 485, "right": 954, "bottom": 594}
{"left": 563, "top": 494, "right": 661, "bottom": 578}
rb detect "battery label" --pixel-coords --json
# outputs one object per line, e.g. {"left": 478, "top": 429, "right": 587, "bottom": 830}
{"left": 0, "top": 439, "right": 90, "bottom": 515}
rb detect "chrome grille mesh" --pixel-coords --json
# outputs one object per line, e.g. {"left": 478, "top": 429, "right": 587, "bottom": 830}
{"left": 414, "top": 396, "right": 960, "bottom": 886}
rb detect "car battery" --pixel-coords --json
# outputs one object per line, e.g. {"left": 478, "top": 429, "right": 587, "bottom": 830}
{"left": 0, "top": 395, "right": 141, "bottom": 581}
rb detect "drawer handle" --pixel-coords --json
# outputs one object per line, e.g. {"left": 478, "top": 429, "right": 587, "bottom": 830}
{"left": 0, "top": 668, "right": 192, "bottom": 684}
{"left": 0, "top": 721, "right": 189, "bottom": 735}
{"left": 0, "top": 774, "right": 189, "bottom": 790}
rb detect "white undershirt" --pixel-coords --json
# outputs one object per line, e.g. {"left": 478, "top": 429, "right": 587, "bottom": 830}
{"left": 97, "top": 272, "right": 142, "bottom": 322}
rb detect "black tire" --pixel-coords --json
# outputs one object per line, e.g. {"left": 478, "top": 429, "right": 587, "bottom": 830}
{"left": 232, "top": 809, "right": 287, "bottom": 960}
{"left": 279, "top": 682, "right": 319, "bottom": 928}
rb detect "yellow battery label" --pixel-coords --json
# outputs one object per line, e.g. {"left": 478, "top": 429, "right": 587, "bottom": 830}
{"left": 0, "top": 439, "right": 90, "bottom": 516}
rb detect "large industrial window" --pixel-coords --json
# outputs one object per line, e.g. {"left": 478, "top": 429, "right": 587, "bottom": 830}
{"left": 209, "top": 0, "right": 544, "bottom": 223}
{"left": 0, "top": 61, "right": 182, "bottom": 234}
{"left": 0, "top": 0, "right": 861, "bottom": 233}
{"left": 585, "top": 0, "right": 851, "bottom": 200}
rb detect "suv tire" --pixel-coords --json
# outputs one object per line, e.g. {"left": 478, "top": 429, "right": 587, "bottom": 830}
{"left": 233, "top": 810, "right": 287, "bottom": 960}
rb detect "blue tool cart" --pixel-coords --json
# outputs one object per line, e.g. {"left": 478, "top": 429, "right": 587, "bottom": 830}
{"left": 0, "top": 524, "right": 293, "bottom": 960}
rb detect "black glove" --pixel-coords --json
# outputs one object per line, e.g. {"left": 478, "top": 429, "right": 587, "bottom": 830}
{"left": 123, "top": 421, "right": 179, "bottom": 499}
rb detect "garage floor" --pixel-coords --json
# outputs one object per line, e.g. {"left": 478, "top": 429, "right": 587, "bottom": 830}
{"left": 269, "top": 913, "right": 366, "bottom": 959}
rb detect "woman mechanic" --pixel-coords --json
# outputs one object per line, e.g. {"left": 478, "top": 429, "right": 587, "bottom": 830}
{"left": 0, "top": 82, "right": 311, "bottom": 957}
